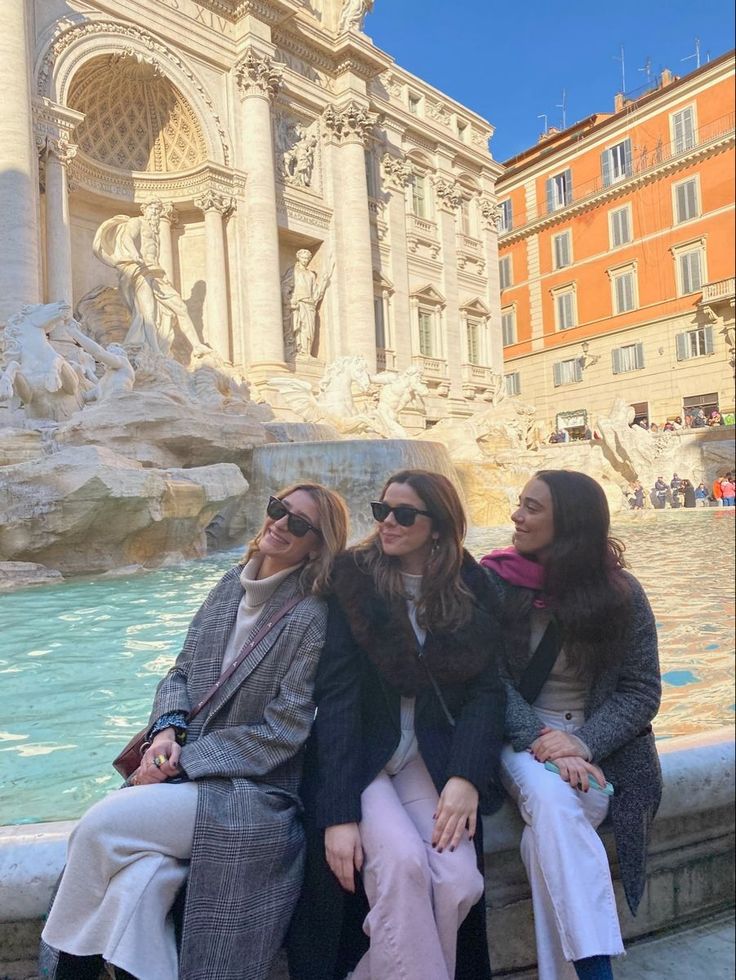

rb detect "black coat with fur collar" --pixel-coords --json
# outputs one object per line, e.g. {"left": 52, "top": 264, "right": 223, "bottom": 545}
{"left": 312, "top": 549, "right": 506, "bottom": 829}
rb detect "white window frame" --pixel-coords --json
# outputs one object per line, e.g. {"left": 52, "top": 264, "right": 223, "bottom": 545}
{"left": 417, "top": 307, "right": 435, "bottom": 357}
{"left": 497, "top": 199, "right": 513, "bottom": 233}
{"left": 552, "top": 283, "right": 577, "bottom": 331}
{"left": 411, "top": 172, "right": 430, "bottom": 219}
{"left": 609, "top": 204, "right": 633, "bottom": 249}
{"left": 501, "top": 306, "right": 517, "bottom": 346}
{"left": 670, "top": 104, "right": 698, "bottom": 155}
{"left": 499, "top": 255, "right": 513, "bottom": 291}
{"left": 675, "top": 325, "right": 715, "bottom": 361}
{"left": 612, "top": 342, "right": 645, "bottom": 374}
{"left": 607, "top": 261, "right": 639, "bottom": 315}
{"left": 458, "top": 195, "right": 475, "bottom": 237}
{"left": 672, "top": 175, "right": 701, "bottom": 225}
{"left": 553, "top": 357, "right": 583, "bottom": 387}
{"left": 552, "top": 229, "right": 573, "bottom": 270}
{"left": 548, "top": 169, "right": 573, "bottom": 211}
{"left": 604, "top": 139, "right": 632, "bottom": 184}
{"left": 465, "top": 316, "right": 482, "bottom": 365}
{"left": 672, "top": 239, "right": 707, "bottom": 296}
{"left": 504, "top": 371, "right": 521, "bottom": 396}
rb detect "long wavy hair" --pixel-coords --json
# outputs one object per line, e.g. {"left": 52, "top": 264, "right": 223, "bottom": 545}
{"left": 354, "top": 469, "right": 474, "bottom": 631}
{"left": 245, "top": 483, "right": 349, "bottom": 595}
{"left": 509, "top": 470, "right": 632, "bottom": 679}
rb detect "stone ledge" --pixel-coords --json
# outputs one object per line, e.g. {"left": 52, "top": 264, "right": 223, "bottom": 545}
{"left": 1, "top": 730, "right": 733, "bottom": 979}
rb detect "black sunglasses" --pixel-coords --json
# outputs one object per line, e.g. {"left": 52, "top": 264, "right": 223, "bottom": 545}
{"left": 266, "top": 496, "right": 321, "bottom": 538}
{"left": 370, "top": 501, "right": 434, "bottom": 527}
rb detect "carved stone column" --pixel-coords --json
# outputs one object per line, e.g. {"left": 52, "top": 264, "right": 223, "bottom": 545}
{"left": 479, "top": 196, "right": 504, "bottom": 371}
{"left": 324, "top": 101, "right": 377, "bottom": 369}
{"left": 235, "top": 48, "right": 284, "bottom": 374}
{"left": 194, "top": 191, "right": 234, "bottom": 359}
{"left": 157, "top": 202, "right": 178, "bottom": 284}
{"left": 434, "top": 176, "right": 464, "bottom": 399}
{"left": 381, "top": 146, "right": 414, "bottom": 369}
{"left": 44, "top": 137, "right": 77, "bottom": 309}
{"left": 0, "top": 0, "right": 41, "bottom": 318}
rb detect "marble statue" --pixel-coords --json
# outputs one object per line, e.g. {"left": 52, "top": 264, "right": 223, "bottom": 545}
{"left": 366, "top": 366, "right": 429, "bottom": 438}
{"left": 0, "top": 302, "right": 83, "bottom": 421}
{"left": 92, "top": 199, "right": 211, "bottom": 361}
{"left": 279, "top": 120, "right": 319, "bottom": 188}
{"left": 338, "top": 0, "right": 374, "bottom": 32}
{"left": 269, "top": 355, "right": 372, "bottom": 430}
{"left": 66, "top": 322, "right": 135, "bottom": 403}
{"left": 280, "top": 250, "right": 333, "bottom": 357}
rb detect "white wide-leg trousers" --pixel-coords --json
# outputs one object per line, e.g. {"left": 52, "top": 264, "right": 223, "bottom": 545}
{"left": 500, "top": 709, "right": 624, "bottom": 980}
{"left": 42, "top": 781, "right": 198, "bottom": 980}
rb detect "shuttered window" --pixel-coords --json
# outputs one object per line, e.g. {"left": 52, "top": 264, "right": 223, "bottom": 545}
{"left": 678, "top": 250, "right": 703, "bottom": 294}
{"left": 412, "top": 174, "right": 428, "bottom": 218}
{"left": 555, "top": 290, "right": 576, "bottom": 330}
{"left": 553, "top": 231, "right": 572, "bottom": 269}
{"left": 553, "top": 358, "right": 583, "bottom": 387}
{"left": 505, "top": 372, "right": 521, "bottom": 396}
{"left": 612, "top": 342, "right": 645, "bottom": 374}
{"left": 546, "top": 169, "right": 573, "bottom": 212}
{"left": 601, "top": 139, "right": 633, "bottom": 186}
{"left": 675, "top": 179, "right": 699, "bottom": 223}
{"left": 418, "top": 310, "right": 434, "bottom": 356}
{"left": 613, "top": 271, "right": 636, "bottom": 313}
{"left": 675, "top": 326, "right": 714, "bottom": 360}
{"left": 610, "top": 206, "right": 632, "bottom": 247}
{"left": 501, "top": 310, "right": 516, "bottom": 346}
{"left": 499, "top": 256, "right": 512, "bottom": 290}
{"left": 672, "top": 106, "right": 696, "bottom": 154}
{"left": 498, "top": 199, "right": 513, "bottom": 233}
{"left": 466, "top": 319, "right": 481, "bottom": 365}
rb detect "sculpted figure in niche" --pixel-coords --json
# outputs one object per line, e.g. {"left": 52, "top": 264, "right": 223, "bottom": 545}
{"left": 367, "top": 366, "right": 429, "bottom": 438}
{"left": 66, "top": 322, "right": 135, "bottom": 403}
{"left": 93, "top": 199, "right": 210, "bottom": 361}
{"left": 0, "top": 301, "right": 83, "bottom": 421}
{"left": 281, "top": 249, "right": 333, "bottom": 357}
{"left": 338, "top": 0, "right": 374, "bottom": 32}
{"left": 281, "top": 123, "right": 319, "bottom": 188}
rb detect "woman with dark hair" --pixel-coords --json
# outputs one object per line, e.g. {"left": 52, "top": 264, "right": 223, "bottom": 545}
{"left": 290, "top": 469, "right": 505, "bottom": 980}
{"left": 42, "top": 484, "right": 349, "bottom": 980}
{"left": 481, "top": 470, "right": 661, "bottom": 980}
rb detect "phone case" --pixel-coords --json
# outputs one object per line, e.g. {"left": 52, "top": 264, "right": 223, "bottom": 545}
{"left": 544, "top": 760, "right": 615, "bottom": 796}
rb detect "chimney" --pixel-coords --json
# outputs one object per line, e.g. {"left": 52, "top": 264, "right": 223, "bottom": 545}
{"left": 614, "top": 92, "right": 626, "bottom": 112}
{"left": 660, "top": 68, "right": 674, "bottom": 87}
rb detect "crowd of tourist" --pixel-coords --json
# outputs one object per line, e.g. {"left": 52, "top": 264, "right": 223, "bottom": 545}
{"left": 633, "top": 408, "right": 734, "bottom": 431}
{"left": 41, "top": 468, "right": 663, "bottom": 980}
{"left": 640, "top": 472, "right": 735, "bottom": 509}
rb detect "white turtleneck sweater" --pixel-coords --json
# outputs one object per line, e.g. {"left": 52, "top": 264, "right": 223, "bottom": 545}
{"left": 385, "top": 571, "right": 425, "bottom": 775}
{"left": 219, "top": 555, "right": 302, "bottom": 676}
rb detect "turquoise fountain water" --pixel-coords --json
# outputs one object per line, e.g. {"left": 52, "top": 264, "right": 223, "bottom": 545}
{"left": 1, "top": 511, "right": 733, "bottom": 826}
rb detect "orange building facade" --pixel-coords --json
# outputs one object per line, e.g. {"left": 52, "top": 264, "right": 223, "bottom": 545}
{"left": 495, "top": 52, "right": 735, "bottom": 438}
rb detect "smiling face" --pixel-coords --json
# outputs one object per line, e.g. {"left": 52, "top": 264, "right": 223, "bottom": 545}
{"left": 376, "top": 481, "right": 436, "bottom": 574}
{"left": 258, "top": 489, "right": 322, "bottom": 577}
{"left": 511, "top": 478, "right": 556, "bottom": 564}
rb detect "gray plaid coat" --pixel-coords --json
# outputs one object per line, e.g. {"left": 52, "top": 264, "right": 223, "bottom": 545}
{"left": 151, "top": 564, "right": 327, "bottom": 980}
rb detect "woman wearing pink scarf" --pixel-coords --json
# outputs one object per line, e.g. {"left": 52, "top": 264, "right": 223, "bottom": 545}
{"left": 480, "top": 470, "right": 662, "bottom": 980}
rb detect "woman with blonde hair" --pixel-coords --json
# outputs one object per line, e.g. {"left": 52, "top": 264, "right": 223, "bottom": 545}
{"left": 290, "top": 469, "right": 505, "bottom": 980}
{"left": 42, "top": 484, "right": 349, "bottom": 980}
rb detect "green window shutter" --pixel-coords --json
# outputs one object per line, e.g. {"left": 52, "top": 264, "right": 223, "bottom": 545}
{"left": 553, "top": 361, "right": 562, "bottom": 387}
{"left": 612, "top": 348, "right": 622, "bottom": 374}
{"left": 704, "top": 326, "right": 714, "bottom": 354}
{"left": 635, "top": 342, "right": 645, "bottom": 369}
{"left": 675, "top": 332, "right": 688, "bottom": 361}
{"left": 623, "top": 138, "right": 633, "bottom": 176}
{"left": 601, "top": 149, "right": 612, "bottom": 187}
{"left": 546, "top": 178, "right": 554, "bottom": 213}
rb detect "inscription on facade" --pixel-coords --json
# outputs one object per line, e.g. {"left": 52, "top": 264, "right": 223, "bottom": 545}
{"left": 157, "top": 0, "right": 233, "bottom": 35}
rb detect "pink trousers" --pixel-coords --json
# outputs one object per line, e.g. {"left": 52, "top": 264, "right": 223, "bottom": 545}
{"left": 351, "top": 753, "right": 484, "bottom": 980}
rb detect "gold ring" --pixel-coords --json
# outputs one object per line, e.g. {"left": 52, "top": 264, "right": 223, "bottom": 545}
{"left": 153, "top": 754, "right": 167, "bottom": 768}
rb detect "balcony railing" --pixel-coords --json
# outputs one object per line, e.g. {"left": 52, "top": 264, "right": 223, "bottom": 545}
{"left": 701, "top": 277, "right": 736, "bottom": 303}
{"left": 500, "top": 111, "right": 735, "bottom": 238}
{"left": 409, "top": 214, "right": 438, "bottom": 238}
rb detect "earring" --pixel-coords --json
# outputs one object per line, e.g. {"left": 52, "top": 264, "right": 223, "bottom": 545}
{"left": 431, "top": 538, "right": 440, "bottom": 556}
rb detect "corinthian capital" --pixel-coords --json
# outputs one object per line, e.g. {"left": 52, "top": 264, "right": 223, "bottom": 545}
{"left": 381, "top": 152, "right": 413, "bottom": 190}
{"left": 322, "top": 101, "right": 377, "bottom": 145}
{"left": 433, "top": 177, "right": 463, "bottom": 213}
{"left": 235, "top": 49, "right": 282, "bottom": 101}
{"left": 46, "top": 137, "right": 78, "bottom": 166}
{"left": 194, "top": 191, "right": 236, "bottom": 217}
{"left": 479, "top": 197, "right": 503, "bottom": 230}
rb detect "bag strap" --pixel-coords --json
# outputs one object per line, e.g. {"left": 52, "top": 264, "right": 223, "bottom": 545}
{"left": 416, "top": 644, "right": 456, "bottom": 728}
{"left": 517, "top": 617, "right": 561, "bottom": 704}
{"left": 187, "top": 594, "right": 304, "bottom": 721}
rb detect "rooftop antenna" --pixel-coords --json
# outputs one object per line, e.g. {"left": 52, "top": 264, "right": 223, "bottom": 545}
{"left": 682, "top": 38, "right": 701, "bottom": 70}
{"left": 638, "top": 57, "right": 652, "bottom": 85}
{"left": 613, "top": 44, "right": 626, "bottom": 93}
{"left": 537, "top": 113, "right": 548, "bottom": 134}
{"left": 555, "top": 89, "right": 567, "bottom": 130}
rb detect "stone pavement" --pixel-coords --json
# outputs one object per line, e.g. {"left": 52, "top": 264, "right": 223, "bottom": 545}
{"left": 614, "top": 909, "right": 734, "bottom": 979}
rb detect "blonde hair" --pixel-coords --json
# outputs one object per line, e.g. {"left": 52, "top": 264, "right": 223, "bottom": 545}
{"left": 245, "top": 483, "right": 349, "bottom": 595}
{"left": 354, "top": 469, "right": 473, "bottom": 631}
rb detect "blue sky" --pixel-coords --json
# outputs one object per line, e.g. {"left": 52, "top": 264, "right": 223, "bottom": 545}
{"left": 366, "top": 0, "right": 735, "bottom": 161}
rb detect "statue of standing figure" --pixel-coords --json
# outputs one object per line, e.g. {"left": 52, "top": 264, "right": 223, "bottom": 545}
{"left": 281, "top": 249, "right": 333, "bottom": 357}
{"left": 92, "top": 199, "right": 210, "bottom": 361}
{"left": 338, "top": 0, "right": 374, "bottom": 33}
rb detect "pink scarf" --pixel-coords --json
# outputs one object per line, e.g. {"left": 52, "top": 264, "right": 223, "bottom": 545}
{"left": 480, "top": 546, "right": 551, "bottom": 608}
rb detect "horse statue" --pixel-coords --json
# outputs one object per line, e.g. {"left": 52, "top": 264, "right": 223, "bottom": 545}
{"left": 268, "top": 355, "right": 373, "bottom": 431}
{"left": 0, "top": 302, "right": 84, "bottom": 421}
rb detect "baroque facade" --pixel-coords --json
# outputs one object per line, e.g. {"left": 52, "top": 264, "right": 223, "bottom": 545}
{"left": 0, "top": 0, "right": 505, "bottom": 426}
{"left": 496, "top": 52, "right": 735, "bottom": 437}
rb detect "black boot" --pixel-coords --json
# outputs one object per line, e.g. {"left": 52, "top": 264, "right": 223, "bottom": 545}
{"left": 55, "top": 951, "right": 105, "bottom": 980}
